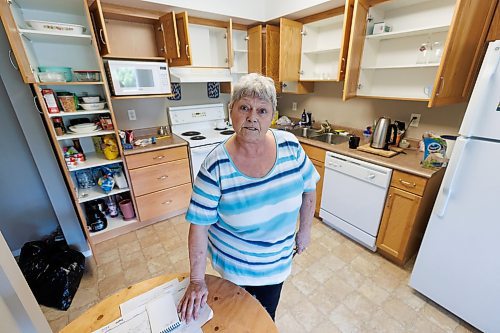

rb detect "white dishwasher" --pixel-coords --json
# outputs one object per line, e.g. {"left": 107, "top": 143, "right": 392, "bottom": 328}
{"left": 320, "top": 152, "right": 392, "bottom": 251}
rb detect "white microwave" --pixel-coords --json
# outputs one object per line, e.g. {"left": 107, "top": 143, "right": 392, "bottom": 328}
{"left": 106, "top": 60, "right": 171, "bottom": 96}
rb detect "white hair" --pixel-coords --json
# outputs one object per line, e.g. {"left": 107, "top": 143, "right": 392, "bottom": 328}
{"left": 229, "top": 73, "right": 277, "bottom": 113}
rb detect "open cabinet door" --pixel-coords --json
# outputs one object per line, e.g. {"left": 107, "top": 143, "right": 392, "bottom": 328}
{"left": 226, "top": 18, "right": 233, "bottom": 68}
{"left": 342, "top": 0, "right": 368, "bottom": 101}
{"left": 89, "top": 0, "right": 111, "bottom": 56}
{"left": 247, "top": 25, "right": 262, "bottom": 73}
{"left": 337, "top": 0, "right": 355, "bottom": 82}
{"left": 266, "top": 25, "right": 281, "bottom": 92}
{"left": 279, "top": 18, "right": 302, "bottom": 82}
{"left": 428, "top": 0, "right": 497, "bottom": 107}
{"left": 170, "top": 12, "right": 192, "bottom": 66}
{"left": 155, "top": 11, "right": 180, "bottom": 61}
{"left": 0, "top": 0, "right": 36, "bottom": 83}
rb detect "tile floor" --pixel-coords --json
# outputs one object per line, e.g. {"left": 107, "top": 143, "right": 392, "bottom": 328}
{"left": 42, "top": 215, "right": 480, "bottom": 333}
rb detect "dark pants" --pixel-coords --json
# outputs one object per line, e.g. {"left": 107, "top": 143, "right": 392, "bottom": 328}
{"left": 242, "top": 282, "right": 284, "bottom": 321}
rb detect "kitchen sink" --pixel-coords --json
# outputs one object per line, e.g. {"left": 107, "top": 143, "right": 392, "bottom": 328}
{"left": 286, "top": 127, "right": 321, "bottom": 138}
{"left": 311, "top": 133, "right": 349, "bottom": 145}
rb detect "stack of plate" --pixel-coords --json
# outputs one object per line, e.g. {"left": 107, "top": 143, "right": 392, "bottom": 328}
{"left": 68, "top": 123, "right": 98, "bottom": 133}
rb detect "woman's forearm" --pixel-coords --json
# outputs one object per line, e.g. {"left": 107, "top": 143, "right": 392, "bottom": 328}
{"left": 188, "top": 224, "right": 210, "bottom": 281}
{"left": 299, "top": 191, "right": 316, "bottom": 232}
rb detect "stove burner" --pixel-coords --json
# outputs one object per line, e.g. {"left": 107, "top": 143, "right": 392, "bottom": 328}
{"left": 190, "top": 135, "right": 206, "bottom": 140}
{"left": 182, "top": 131, "right": 201, "bottom": 136}
{"left": 220, "top": 130, "right": 235, "bottom": 135}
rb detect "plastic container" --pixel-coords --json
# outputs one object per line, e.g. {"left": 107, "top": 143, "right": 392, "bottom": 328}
{"left": 38, "top": 72, "right": 66, "bottom": 82}
{"left": 73, "top": 70, "right": 100, "bottom": 82}
{"left": 39, "top": 66, "right": 72, "bottom": 81}
{"left": 81, "top": 96, "right": 100, "bottom": 103}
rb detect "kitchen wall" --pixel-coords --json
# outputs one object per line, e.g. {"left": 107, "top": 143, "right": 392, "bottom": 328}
{"left": 112, "top": 83, "right": 231, "bottom": 130}
{"left": 277, "top": 82, "right": 467, "bottom": 139}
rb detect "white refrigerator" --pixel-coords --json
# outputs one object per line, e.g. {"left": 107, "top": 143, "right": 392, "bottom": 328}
{"left": 410, "top": 40, "right": 500, "bottom": 333}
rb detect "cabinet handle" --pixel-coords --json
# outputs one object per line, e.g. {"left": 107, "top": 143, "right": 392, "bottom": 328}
{"left": 386, "top": 194, "right": 392, "bottom": 208}
{"left": 435, "top": 76, "right": 445, "bottom": 96}
{"left": 99, "top": 28, "right": 107, "bottom": 45}
{"left": 8, "top": 49, "right": 18, "bottom": 70}
{"left": 161, "top": 200, "right": 172, "bottom": 205}
{"left": 340, "top": 57, "right": 345, "bottom": 73}
{"left": 157, "top": 175, "right": 168, "bottom": 180}
{"left": 153, "top": 155, "right": 165, "bottom": 160}
{"left": 399, "top": 179, "right": 416, "bottom": 188}
{"left": 186, "top": 44, "right": 190, "bottom": 59}
{"left": 33, "top": 96, "right": 42, "bottom": 114}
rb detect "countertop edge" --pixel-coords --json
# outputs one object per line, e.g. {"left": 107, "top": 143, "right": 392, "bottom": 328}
{"left": 122, "top": 134, "right": 188, "bottom": 156}
{"left": 297, "top": 136, "right": 442, "bottom": 179}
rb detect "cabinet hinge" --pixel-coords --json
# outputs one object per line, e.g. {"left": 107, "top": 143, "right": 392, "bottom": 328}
{"left": 300, "top": 29, "right": 307, "bottom": 36}
{"left": 224, "top": 33, "right": 227, "bottom": 39}
{"left": 357, "top": 83, "right": 362, "bottom": 90}
{"left": 225, "top": 57, "right": 228, "bottom": 63}
{"left": 299, "top": 70, "right": 304, "bottom": 75}
{"left": 244, "top": 36, "right": 249, "bottom": 41}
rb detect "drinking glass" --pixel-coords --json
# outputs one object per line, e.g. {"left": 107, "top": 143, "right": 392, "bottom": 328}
{"left": 430, "top": 41, "right": 443, "bottom": 64}
{"left": 416, "top": 42, "right": 431, "bottom": 64}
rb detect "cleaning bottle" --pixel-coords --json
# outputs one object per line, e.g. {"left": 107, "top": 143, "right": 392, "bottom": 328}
{"left": 301, "top": 109, "right": 307, "bottom": 124}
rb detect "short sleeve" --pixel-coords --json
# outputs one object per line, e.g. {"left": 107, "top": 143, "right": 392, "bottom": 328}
{"left": 296, "top": 144, "right": 320, "bottom": 192}
{"left": 185, "top": 161, "right": 221, "bottom": 225}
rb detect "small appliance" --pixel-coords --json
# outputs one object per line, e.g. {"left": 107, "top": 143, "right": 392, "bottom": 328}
{"left": 106, "top": 60, "right": 171, "bottom": 96}
{"left": 370, "top": 117, "right": 397, "bottom": 149}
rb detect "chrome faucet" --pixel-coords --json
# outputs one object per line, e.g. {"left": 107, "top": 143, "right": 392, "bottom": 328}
{"left": 320, "top": 120, "right": 332, "bottom": 133}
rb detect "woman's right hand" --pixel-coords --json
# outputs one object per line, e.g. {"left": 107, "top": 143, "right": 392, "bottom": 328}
{"left": 178, "top": 279, "right": 209, "bottom": 324}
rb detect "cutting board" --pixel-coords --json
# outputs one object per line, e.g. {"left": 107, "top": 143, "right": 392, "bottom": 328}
{"left": 356, "top": 144, "right": 403, "bottom": 157}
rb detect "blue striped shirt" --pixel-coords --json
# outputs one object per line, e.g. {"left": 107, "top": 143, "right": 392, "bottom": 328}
{"left": 185, "top": 129, "right": 320, "bottom": 286}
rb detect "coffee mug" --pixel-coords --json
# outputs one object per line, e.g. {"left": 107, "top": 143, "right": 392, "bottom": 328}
{"left": 349, "top": 136, "right": 360, "bottom": 149}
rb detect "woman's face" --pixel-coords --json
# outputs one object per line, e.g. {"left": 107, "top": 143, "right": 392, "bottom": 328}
{"left": 230, "top": 96, "right": 274, "bottom": 144}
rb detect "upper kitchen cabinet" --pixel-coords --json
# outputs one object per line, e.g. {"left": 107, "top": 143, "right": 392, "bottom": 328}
{"left": 88, "top": 1, "right": 182, "bottom": 62}
{"left": 298, "top": 1, "right": 354, "bottom": 82}
{"left": 1, "top": 0, "right": 101, "bottom": 83}
{"left": 486, "top": 1, "right": 499, "bottom": 42}
{"left": 343, "top": 0, "right": 497, "bottom": 107}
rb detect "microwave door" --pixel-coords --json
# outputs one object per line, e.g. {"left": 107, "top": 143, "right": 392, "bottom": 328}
{"left": 136, "top": 69, "right": 155, "bottom": 92}
{"left": 115, "top": 67, "right": 139, "bottom": 95}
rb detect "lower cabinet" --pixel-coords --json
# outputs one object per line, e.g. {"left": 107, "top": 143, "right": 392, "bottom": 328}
{"left": 301, "top": 143, "right": 326, "bottom": 216}
{"left": 376, "top": 169, "right": 444, "bottom": 266}
{"left": 126, "top": 145, "right": 192, "bottom": 223}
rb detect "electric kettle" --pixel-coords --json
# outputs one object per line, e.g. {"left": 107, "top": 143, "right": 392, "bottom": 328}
{"left": 370, "top": 117, "right": 397, "bottom": 150}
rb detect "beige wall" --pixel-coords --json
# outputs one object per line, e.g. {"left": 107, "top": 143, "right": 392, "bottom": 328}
{"left": 277, "top": 82, "right": 467, "bottom": 140}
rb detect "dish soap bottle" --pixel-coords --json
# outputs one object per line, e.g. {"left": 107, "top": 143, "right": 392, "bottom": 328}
{"left": 301, "top": 109, "right": 307, "bottom": 124}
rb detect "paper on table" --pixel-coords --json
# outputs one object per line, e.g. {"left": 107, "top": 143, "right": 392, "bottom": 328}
{"left": 92, "top": 311, "right": 151, "bottom": 333}
{"left": 120, "top": 278, "right": 180, "bottom": 320}
{"left": 146, "top": 293, "right": 180, "bottom": 333}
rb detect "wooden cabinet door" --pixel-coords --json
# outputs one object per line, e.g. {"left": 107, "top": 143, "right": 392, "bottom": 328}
{"left": 226, "top": 18, "right": 233, "bottom": 68}
{"left": 337, "top": 0, "right": 355, "bottom": 81}
{"left": 487, "top": 1, "right": 500, "bottom": 41}
{"left": 89, "top": 0, "right": 111, "bottom": 56}
{"left": 0, "top": 0, "right": 36, "bottom": 83}
{"left": 170, "top": 12, "right": 192, "bottom": 66}
{"left": 247, "top": 25, "right": 262, "bottom": 74}
{"left": 342, "top": 0, "right": 368, "bottom": 101}
{"left": 279, "top": 18, "right": 302, "bottom": 82}
{"left": 376, "top": 187, "right": 421, "bottom": 265}
{"left": 311, "top": 159, "right": 324, "bottom": 216}
{"left": 265, "top": 25, "right": 281, "bottom": 92}
{"left": 155, "top": 12, "right": 180, "bottom": 61}
{"left": 429, "top": 0, "right": 497, "bottom": 107}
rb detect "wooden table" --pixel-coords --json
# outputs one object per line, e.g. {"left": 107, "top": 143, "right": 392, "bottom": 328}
{"left": 61, "top": 274, "right": 278, "bottom": 333}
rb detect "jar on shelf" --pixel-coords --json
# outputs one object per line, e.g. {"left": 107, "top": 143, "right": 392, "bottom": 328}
{"left": 52, "top": 117, "right": 66, "bottom": 136}
{"left": 76, "top": 169, "right": 96, "bottom": 189}
{"left": 416, "top": 41, "right": 431, "bottom": 64}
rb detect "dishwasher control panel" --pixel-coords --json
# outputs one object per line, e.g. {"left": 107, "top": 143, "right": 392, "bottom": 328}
{"left": 324, "top": 152, "right": 392, "bottom": 188}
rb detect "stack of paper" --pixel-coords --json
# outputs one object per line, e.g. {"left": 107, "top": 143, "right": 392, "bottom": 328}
{"left": 93, "top": 278, "right": 213, "bottom": 333}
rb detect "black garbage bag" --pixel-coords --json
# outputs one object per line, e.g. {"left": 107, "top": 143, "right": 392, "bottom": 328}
{"left": 18, "top": 241, "right": 85, "bottom": 311}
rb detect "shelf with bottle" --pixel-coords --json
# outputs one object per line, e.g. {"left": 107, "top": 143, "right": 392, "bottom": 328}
{"left": 77, "top": 186, "right": 130, "bottom": 204}
{"left": 67, "top": 152, "right": 122, "bottom": 172}
{"left": 365, "top": 24, "right": 450, "bottom": 41}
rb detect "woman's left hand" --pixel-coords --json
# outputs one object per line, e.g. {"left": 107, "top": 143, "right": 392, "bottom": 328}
{"left": 295, "top": 229, "right": 311, "bottom": 254}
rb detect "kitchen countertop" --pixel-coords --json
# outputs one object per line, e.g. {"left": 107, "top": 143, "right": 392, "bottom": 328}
{"left": 122, "top": 134, "right": 187, "bottom": 156}
{"left": 297, "top": 135, "right": 442, "bottom": 179}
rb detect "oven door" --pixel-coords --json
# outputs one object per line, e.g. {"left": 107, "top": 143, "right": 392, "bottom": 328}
{"left": 190, "top": 143, "right": 220, "bottom": 180}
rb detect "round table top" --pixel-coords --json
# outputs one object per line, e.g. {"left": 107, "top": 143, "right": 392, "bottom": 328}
{"left": 61, "top": 273, "right": 278, "bottom": 333}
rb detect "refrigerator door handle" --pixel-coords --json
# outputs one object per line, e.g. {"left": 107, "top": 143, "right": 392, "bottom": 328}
{"left": 434, "top": 138, "right": 468, "bottom": 217}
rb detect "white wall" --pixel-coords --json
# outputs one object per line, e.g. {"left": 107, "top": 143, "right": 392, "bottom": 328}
{"left": 277, "top": 82, "right": 466, "bottom": 139}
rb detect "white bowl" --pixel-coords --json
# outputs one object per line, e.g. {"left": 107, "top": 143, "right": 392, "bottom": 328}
{"left": 72, "top": 123, "right": 96, "bottom": 129}
{"left": 68, "top": 125, "right": 98, "bottom": 133}
{"left": 81, "top": 96, "right": 100, "bottom": 103}
{"left": 79, "top": 102, "right": 106, "bottom": 111}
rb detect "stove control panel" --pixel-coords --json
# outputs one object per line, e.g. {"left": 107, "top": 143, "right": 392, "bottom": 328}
{"left": 169, "top": 103, "right": 225, "bottom": 125}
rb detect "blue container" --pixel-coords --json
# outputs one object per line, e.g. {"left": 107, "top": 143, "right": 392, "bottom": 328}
{"left": 38, "top": 66, "right": 73, "bottom": 82}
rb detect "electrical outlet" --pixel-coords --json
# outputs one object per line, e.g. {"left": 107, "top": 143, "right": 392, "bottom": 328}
{"left": 292, "top": 102, "right": 297, "bottom": 111}
{"left": 128, "top": 109, "right": 136, "bottom": 121}
{"left": 410, "top": 113, "right": 421, "bottom": 127}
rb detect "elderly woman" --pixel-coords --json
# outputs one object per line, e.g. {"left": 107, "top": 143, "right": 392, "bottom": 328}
{"left": 179, "top": 73, "right": 319, "bottom": 322}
